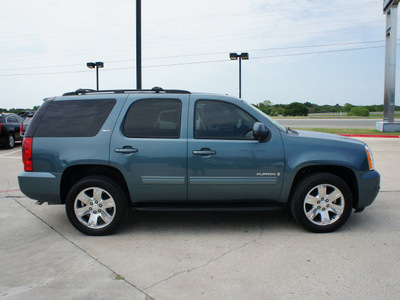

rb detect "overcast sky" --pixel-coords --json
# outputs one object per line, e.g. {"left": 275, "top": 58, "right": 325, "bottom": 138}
{"left": 0, "top": 0, "right": 396, "bottom": 109}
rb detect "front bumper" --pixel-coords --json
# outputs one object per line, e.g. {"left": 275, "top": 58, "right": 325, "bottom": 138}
{"left": 18, "top": 172, "right": 63, "bottom": 204}
{"left": 357, "top": 170, "right": 380, "bottom": 209}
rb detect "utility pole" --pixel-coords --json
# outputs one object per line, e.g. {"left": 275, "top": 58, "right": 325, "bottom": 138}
{"left": 136, "top": 0, "right": 142, "bottom": 90}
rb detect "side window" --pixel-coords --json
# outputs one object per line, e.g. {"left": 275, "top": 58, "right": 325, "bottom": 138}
{"left": 34, "top": 99, "right": 116, "bottom": 137}
{"left": 123, "top": 99, "right": 182, "bottom": 139}
{"left": 194, "top": 100, "right": 257, "bottom": 140}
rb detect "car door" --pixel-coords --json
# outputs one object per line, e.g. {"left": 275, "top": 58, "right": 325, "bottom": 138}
{"left": 110, "top": 94, "right": 189, "bottom": 203}
{"left": 188, "top": 96, "right": 285, "bottom": 202}
{"left": 7, "top": 115, "right": 23, "bottom": 140}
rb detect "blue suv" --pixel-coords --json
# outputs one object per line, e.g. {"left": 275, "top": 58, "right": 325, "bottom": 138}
{"left": 18, "top": 88, "right": 380, "bottom": 235}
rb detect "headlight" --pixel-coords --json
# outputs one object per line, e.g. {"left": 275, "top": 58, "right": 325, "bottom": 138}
{"left": 365, "top": 145, "right": 375, "bottom": 170}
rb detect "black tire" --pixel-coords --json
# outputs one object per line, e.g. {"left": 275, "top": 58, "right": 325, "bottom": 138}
{"left": 290, "top": 172, "right": 353, "bottom": 233}
{"left": 7, "top": 134, "right": 15, "bottom": 149}
{"left": 65, "top": 176, "right": 128, "bottom": 236}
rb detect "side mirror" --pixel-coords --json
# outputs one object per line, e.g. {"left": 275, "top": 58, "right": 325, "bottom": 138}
{"left": 253, "top": 122, "right": 271, "bottom": 143}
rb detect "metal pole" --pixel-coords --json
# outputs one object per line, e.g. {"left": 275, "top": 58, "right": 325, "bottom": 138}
{"left": 383, "top": 6, "right": 398, "bottom": 122}
{"left": 96, "top": 65, "right": 99, "bottom": 90}
{"left": 136, "top": 0, "right": 142, "bottom": 90}
{"left": 239, "top": 56, "right": 242, "bottom": 98}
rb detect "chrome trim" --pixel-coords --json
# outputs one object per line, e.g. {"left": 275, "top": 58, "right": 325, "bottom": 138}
{"left": 189, "top": 177, "right": 277, "bottom": 185}
{"left": 142, "top": 176, "right": 185, "bottom": 185}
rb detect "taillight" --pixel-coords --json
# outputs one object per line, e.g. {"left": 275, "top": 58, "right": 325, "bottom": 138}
{"left": 22, "top": 137, "right": 33, "bottom": 172}
{"left": 20, "top": 123, "right": 23, "bottom": 134}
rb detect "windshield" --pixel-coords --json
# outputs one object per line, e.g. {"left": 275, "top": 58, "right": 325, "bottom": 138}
{"left": 243, "top": 101, "right": 286, "bottom": 132}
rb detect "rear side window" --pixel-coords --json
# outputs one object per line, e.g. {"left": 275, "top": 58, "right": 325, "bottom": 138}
{"left": 122, "top": 99, "right": 182, "bottom": 138}
{"left": 34, "top": 99, "right": 116, "bottom": 137}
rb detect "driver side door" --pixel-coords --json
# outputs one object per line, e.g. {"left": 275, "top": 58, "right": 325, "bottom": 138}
{"left": 187, "top": 97, "right": 285, "bottom": 203}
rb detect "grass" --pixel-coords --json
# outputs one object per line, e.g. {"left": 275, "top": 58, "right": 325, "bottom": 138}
{"left": 293, "top": 128, "right": 400, "bottom": 135}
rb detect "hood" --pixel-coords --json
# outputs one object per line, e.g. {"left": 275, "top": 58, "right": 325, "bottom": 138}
{"left": 293, "top": 129, "right": 366, "bottom": 146}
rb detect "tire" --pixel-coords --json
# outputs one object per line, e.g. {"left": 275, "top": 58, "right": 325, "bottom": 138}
{"left": 290, "top": 172, "right": 353, "bottom": 233}
{"left": 65, "top": 176, "right": 128, "bottom": 236}
{"left": 7, "top": 134, "right": 15, "bottom": 149}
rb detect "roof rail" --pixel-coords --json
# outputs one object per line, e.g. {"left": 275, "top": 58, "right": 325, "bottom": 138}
{"left": 62, "top": 87, "right": 191, "bottom": 96}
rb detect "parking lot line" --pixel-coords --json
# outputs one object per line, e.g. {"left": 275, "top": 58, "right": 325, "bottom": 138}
{"left": 0, "top": 150, "right": 21, "bottom": 158}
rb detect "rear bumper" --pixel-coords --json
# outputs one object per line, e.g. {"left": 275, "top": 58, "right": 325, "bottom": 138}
{"left": 0, "top": 136, "right": 8, "bottom": 145}
{"left": 18, "top": 172, "right": 62, "bottom": 204}
{"left": 356, "top": 170, "right": 380, "bottom": 209}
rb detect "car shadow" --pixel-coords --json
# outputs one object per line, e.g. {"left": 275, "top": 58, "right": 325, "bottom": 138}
{"left": 118, "top": 208, "right": 299, "bottom": 235}
{"left": 0, "top": 143, "right": 22, "bottom": 151}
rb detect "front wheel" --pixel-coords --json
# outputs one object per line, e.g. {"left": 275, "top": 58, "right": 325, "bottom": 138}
{"left": 65, "top": 176, "right": 128, "bottom": 235}
{"left": 290, "top": 173, "right": 353, "bottom": 233}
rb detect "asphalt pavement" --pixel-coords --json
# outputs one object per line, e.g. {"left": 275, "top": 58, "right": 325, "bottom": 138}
{"left": 1, "top": 137, "right": 400, "bottom": 300}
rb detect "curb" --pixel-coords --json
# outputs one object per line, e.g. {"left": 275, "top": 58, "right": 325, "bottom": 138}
{"left": 338, "top": 134, "right": 400, "bottom": 138}
{"left": 0, "top": 189, "right": 20, "bottom": 194}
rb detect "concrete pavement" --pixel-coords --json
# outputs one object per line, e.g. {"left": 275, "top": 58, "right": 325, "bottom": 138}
{"left": 1, "top": 137, "right": 400, "bottom": 299}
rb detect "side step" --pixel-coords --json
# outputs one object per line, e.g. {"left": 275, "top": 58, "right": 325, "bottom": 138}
{"left": 132, "top": 202, "right": 286, "bottom": 212}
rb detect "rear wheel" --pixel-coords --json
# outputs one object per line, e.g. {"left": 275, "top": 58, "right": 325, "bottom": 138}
{"left": 7, "top": 134, "right": 15, "bottom": 149}
{"left": 290, "top": 172, "right": 353, "bottom": 233}
{"left": 65, "top": 176, "right": 128, "bottom": 235}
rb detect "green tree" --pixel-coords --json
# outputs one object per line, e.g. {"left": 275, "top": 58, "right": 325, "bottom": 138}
{"left": 343, "top": 103, "right": 354, "bottom": 112}
{"left": 348, "top": 107, "right": 370, "bottom": 117}
{"left": 283, "top": 102, "right": 308, "bottom": 116}
{"left": 262, "top": 100, "right": 272, "bottom": 106}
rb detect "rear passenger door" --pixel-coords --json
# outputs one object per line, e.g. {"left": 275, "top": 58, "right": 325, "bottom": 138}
{"left": 110, "top": 94, "right": 189, "bottom": 204}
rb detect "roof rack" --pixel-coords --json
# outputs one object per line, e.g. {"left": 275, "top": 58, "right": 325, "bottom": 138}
{"left": 62, "top": 86, "right": 191, "bottom": 96}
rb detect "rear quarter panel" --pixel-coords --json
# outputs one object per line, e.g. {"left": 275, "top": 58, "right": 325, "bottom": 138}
{"left": 31, "top": 95, "right": 127, "bottom": 173}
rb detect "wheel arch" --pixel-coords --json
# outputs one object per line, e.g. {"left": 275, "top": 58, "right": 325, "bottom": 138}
{"left": 288, "top": 165, "right": 359, "bottom": 209}
{"left": 60, "top": 165, "right": 131, "bottom": 206}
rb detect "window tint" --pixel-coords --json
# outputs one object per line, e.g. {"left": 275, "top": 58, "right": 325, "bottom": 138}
{"left": 123, "top": 99, "right": 182, "bottom": 138}
{"left": 34, "top": 99, "right": 116, "bottom": 137}
{"left": 194, "top": 100, "right": 257, "bottom": 140}
{"left": 7, "top": 116, "right": 17, "bottom": 123}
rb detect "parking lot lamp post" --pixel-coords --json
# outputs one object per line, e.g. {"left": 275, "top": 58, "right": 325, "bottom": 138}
{"left": 229, "top": 52, "right": 249, "bottom": 98}
{"left": 86, "top": 62, "right": 104, "bottom": 90}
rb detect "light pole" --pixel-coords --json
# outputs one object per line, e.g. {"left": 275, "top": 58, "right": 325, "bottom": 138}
{"left": 377, "top": 0, "right": 400, "bottom": 132}
{"left": 229, "top": 52, "right": 249, "bottom": 98}
{"left": 87, "top": 62, "right": 104, "bottom": 91}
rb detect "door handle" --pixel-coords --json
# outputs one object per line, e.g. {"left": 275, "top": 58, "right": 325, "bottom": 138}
{"left": 193, "top": 148, "right": 216, "bottom": 156}
{"left": 115, "top": 146, "right": 138, "bottom": 154}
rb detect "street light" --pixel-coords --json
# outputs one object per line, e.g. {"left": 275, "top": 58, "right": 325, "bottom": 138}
{"left": 87, "top": 61, "right": 104, "bottom": 90}
{"left": 229, "top": 52, "right": 249, "bottom": 98}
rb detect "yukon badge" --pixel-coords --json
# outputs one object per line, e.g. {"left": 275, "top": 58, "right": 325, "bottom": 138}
{"left": 257, "top": 172, "right": 280, "bottom": 177}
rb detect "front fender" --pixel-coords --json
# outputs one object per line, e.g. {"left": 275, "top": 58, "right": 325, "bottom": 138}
{"left": 278, "top": 131, "right": 367, "bottom": 203}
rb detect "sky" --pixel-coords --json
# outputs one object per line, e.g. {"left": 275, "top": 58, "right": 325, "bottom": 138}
{"left": 0, "top": 0, "right": 397, "bottom": 109}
